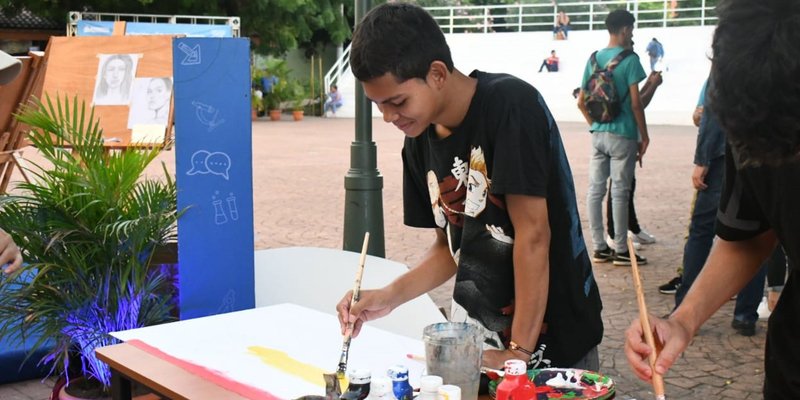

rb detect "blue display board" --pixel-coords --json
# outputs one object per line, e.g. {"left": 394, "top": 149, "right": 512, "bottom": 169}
{"left": 173, "top": 38, "right": 254, "bottom": 319}
{"left": 77, "top": 21, "right": 232, "bottom": 37}
{"left": 76, "top": 21, "right": 114, "bottom": 36}
{"left": 127, "top": 23, "right": 232, "bottom": 37}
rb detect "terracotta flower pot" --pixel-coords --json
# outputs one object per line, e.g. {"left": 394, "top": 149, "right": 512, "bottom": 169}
{"left": 53, "top": 376, "right": 160, "bottom": 400}
{"left": 292, "top": 110, "right": 304, "bottom": 121}
{"left": 268, "top": 109, "right": 281, "bottom": 121}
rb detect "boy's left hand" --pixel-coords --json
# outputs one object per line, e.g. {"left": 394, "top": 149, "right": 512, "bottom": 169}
{"left": 482, "top": 348, "right": 528, "bottom": 370}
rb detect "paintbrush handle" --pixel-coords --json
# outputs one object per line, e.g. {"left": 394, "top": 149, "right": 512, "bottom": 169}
{"left": 349, "top": 232, "right": 370, "bottom": 307}
{"left": 338, "top": 232, "right": 370, "bottom": 373}
{"left": 628, "top": 238, "right": 666, "bottom": 399}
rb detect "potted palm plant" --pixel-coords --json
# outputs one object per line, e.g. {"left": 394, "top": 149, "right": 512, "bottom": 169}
{"left": 290, "top": 81, "right": 308, "bottom": 122}
{"left": 0, "top": 96, "right": 181, "bottom": 399}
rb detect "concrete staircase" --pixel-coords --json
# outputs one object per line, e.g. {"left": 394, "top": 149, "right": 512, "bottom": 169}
{"left": 333, "top": 25, "right": 714, "bottom": 126}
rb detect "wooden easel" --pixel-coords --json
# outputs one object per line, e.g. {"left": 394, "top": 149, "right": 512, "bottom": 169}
{"left": 0, "top": 51, "right": 45, "bottom": 194}
{"left": 40, "top": 23, "right": 175, "bottom": 149}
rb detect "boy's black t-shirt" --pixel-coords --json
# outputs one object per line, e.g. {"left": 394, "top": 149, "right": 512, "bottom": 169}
{"left": 402, "top": 70, "right": 603, "bottom": 367}
{"left": 716, "top": 146, "right": 800, "bottom": 398}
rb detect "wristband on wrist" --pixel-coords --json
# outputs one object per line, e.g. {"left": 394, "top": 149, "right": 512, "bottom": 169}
{"left": 508, "top": 340, "right": 534, "bottom": 357}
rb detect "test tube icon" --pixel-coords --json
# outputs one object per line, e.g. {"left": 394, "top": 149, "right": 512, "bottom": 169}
{"left": 227, "top": 193, "right": 239, "bottom": 221}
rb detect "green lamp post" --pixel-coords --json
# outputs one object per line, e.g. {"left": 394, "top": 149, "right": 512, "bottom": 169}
{"left": 343, "top": 0, "right": 385, "bottom": 257}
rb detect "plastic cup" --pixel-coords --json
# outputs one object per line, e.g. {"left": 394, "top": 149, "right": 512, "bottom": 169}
{"left": 422, "top": 322, "right": 483, "bottom": 399}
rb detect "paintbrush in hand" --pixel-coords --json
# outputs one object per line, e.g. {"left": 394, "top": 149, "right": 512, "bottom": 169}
{"left": 628, "top": 237, "right": 666, "bottom": 400}
{"left": 334, "top": 232, "right": 370, "bottom": 384}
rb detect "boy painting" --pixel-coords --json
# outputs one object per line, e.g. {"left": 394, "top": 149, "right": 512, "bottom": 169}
{"left": 336, "top": 3, "right": 603, "bottom": 375}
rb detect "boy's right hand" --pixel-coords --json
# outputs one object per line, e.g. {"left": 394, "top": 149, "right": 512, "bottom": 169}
{"left": 336, "top": 288, "right": 394, "bottom": 339}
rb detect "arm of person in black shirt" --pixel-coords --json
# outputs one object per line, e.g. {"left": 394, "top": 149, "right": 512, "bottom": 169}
{"left": 482, "top": 194, "right": 551, "bottom": 369}
{"left": 625, "top": 230, "right": 777, "bottom": 381}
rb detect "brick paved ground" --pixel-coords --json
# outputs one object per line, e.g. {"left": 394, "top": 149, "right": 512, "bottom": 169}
{"left": 1, "top": 116, "right": 767, "bottom": 399}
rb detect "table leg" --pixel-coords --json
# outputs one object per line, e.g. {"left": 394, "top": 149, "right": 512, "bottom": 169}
{"left": 110, "top": 369, "right": 133, "bottom": 400}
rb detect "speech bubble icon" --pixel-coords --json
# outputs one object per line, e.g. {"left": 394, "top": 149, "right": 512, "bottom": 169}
{"left": 206, "top": 152, "right": 231, "bottom": 180}
{"left": 186, "top": 150, "right": 211, "bottom": 176}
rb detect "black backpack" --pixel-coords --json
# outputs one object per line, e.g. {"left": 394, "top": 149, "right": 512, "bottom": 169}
{"left": 582, "top": 49, "right": 633, "bottom": 123}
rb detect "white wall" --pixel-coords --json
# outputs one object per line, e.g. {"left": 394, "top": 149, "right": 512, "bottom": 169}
{"left": 336, "top": 25, "right": 715, "bottom": 126}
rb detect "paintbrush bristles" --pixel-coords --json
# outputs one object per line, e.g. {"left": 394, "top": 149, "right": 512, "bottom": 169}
{"left": 628, "top": 237, "right": 666, "bottom": 399}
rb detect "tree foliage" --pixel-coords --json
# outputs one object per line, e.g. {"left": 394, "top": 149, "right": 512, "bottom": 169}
{"left": 1, "top": 0, "right": 351, "bottom": 57}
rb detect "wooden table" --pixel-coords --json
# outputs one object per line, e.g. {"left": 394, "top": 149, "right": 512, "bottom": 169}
{"left": 96, "top": 342, "right": 248, "bottom": 400}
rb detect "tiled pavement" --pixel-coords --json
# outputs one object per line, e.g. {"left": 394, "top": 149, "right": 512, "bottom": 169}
{"left": 1, "top": 116, "right": 767, "bottom": 399}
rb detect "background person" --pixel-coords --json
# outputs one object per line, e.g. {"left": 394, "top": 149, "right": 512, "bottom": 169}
{"left": 554, "top": 10, "right": 571, "bottom": 39}
{"left": 324, "top": 84, "right": 343, "bottom": 117}
{"left": 646, "top": 38, "right": 664, "bottom": 72}
{"left": 578, "top": 9, "right": 650, "bottom": 267}
{"left": 537, "top": 50, "right": 560, "bottom": 72}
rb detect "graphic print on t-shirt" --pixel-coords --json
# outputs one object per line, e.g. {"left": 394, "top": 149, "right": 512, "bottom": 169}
{"left": 465, "top": 148, "right": 489, "bottom": 217}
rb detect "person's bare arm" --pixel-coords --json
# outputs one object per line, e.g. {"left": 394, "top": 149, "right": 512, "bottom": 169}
{"left": 0, "top": 228, "right": 22, "bottom": 274}
{"left": 337, "top": 228, "right": 456, "bottom": 337}
{"left": 576, "top": 89, "right": 594, "bottom": 126}
{"left": 639, "top": 72, "right": 663, "bottom": 108}
{"left": 625, "top": 231, "right": 777, "bottom": 381}
{"left": 671, "top": 231, "right": 777, "bottom": 344}
{"left": 629, "top": 84, "right": 649, "bottom": 166}
{"left": 482, "top": 195, "right": 550, "bottom": 368}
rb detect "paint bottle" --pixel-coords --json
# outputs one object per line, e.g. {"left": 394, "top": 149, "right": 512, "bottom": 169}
{"left": 416, "top": 375, "right": 443, "bottom": 399}
{"left": 437, "top": 384, "right": 461, "bottom": 400}
{"left": 495, "top": 359, "right": 536, "bottom": 400}
{"left": 367, "top": 377, "right": 393, "bottom": 399}
{"left": 387, "top": 365, "right": 413, "bottom": 400}
{"left": 341, "top": 369, "right": 371, "bottom": 400}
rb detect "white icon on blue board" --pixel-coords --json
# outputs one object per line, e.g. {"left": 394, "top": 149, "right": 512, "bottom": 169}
{"left": 211, "top": 191, "right": 239, "bottom": 225}
{"left": 227, "top": 192, "right": 239, "bottom": 221}
{"left": 186, "top": 150, "right": 231, "bottom": 180}
{"left": 191, "top": 101, "right": 225, "bottom": 131}
{"left": 178, "top": 42, "right": 201, "bottom": 65}
{"left": 217, "top": 289, "right": 236, "bottom": 314}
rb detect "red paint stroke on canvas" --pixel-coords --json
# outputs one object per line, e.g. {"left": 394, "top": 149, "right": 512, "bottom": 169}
{"left": 128, "top": 339, "right": 280, "bottom": 400}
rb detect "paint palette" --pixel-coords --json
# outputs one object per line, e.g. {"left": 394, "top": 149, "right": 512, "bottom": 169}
{"left": 488, "top": 368, "right": 615, "bottom": 399}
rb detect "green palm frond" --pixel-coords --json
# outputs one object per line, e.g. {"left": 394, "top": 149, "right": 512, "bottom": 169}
{"left": 0, "top": 94, "right": 181, "bottom": 390}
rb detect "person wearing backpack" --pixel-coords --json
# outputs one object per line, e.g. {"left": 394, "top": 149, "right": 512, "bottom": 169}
{"left": 577, "top": 9, "right": 649, "bottom": 266}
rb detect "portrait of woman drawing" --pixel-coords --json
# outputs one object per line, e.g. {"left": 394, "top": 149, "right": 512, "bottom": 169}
{"left": 93, "top": 54, "right": 137, "bottom": 105}
{"left": 127, "top": 77, "right": 173, "bottom": 129}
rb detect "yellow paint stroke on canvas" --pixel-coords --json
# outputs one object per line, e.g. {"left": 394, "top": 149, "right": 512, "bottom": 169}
{"left": 247, "top": 346, "right": 328, "bottom": 387}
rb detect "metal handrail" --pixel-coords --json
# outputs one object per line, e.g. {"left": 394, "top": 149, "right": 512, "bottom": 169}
{"left": 425, "top": 0, "right": 716, "bottom": 34}
{"left": 323, "top": 0, "right": 715, "bottom": 93}
{"left": 324, "top": 44, "right": 351, "bottom": 94}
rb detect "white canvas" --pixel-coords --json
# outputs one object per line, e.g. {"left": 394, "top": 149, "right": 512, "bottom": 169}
{"left": 112, "top": 303, "right": 427, "bottom": 398}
